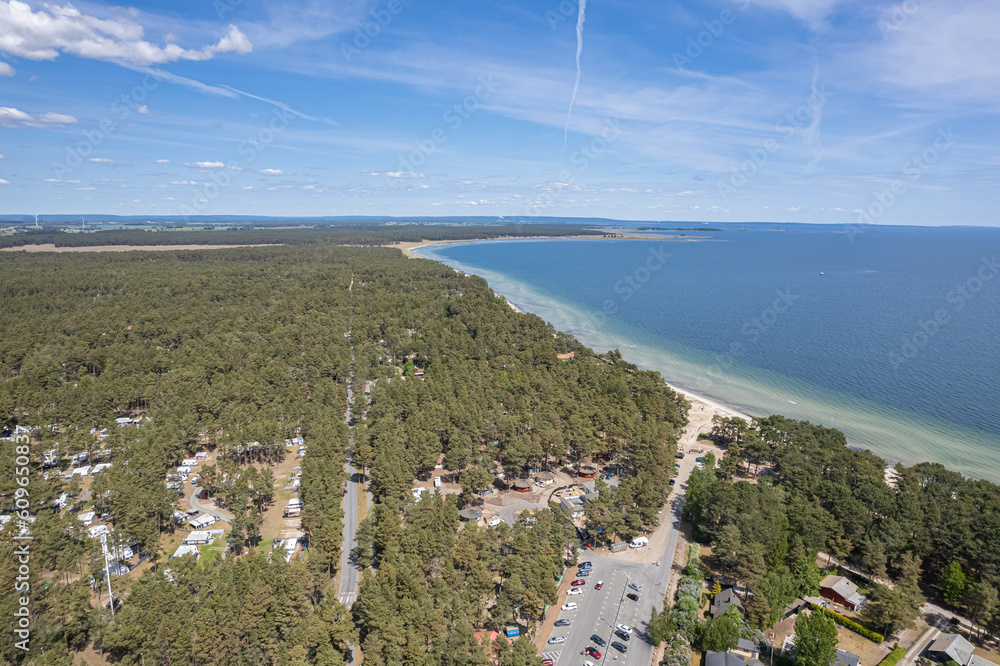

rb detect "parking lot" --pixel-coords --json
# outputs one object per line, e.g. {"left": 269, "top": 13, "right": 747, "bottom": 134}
{"left": 541, "top": 561, "right": 660, "bottom": 665}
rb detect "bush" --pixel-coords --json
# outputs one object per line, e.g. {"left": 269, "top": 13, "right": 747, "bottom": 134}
{"left": 810, "top": 604, "right": 885, "bottom": 643}
{"left": 878, "top": 647, "right": 906, "bottom": 666}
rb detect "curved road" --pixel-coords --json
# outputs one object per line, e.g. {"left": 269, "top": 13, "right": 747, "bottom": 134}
{"left": 189, "top": 486, "right": 235, "bottom": 521}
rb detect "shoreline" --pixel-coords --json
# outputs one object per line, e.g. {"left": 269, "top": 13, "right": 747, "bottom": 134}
{"left": 386, "top": 232, "right": 706, "bottom": 260}
{"left": 396, "top": 236, "right": 754, "bottom": 426}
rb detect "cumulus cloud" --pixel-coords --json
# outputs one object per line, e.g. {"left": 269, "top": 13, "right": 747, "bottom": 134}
{"left": 0, "top": 106, "right": 77, "bottom": 128}
{"left": 385, "top": 171, "right": 425, "bottom": 179}
{"left": 260, "top": 168, "right": 283, "bottom": 175}
{"left": 0, "top": 1, "right": 252, "bottom": 66}
{"left": 137, "top": 104, "right": 150, "bottom": 115}
{"left": 0, "top": 178, "right": 9, "bottom": 184}
{"left": 0, "top": 61, "right": 13, "bottom": 76}
{"left": 186, "top": 161, "right": 225, "bottom": 169}
{"left": 88, "top": 157, "right": 113, "bottom": 163}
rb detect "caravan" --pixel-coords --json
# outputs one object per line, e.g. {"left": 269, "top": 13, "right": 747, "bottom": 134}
{"left": 629, "top": 536, "right": 649, "bottom": 549}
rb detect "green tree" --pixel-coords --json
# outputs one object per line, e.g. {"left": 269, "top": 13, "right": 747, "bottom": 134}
{"left": 939, "top": 562, "right": 967, "bottom": 608}
{"left": 702, "top": 605, "right": 743, "bottom": 652}
{"left": 794, "top": 610, "right": 838, "bottom": 666}
{"left": 863, "top": 584, "right": 921, "bottom": 638}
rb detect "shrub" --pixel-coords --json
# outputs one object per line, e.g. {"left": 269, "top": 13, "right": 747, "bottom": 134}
{"left": 809, "top": 604, "right": 885, "bottom": 643}
{"left": 878, "top": 647, "right": 906, "bottom": 666}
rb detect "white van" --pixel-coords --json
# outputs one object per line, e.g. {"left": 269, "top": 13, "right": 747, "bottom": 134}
{"left": 629, "top": 536, "right": 649, "bottom": 549}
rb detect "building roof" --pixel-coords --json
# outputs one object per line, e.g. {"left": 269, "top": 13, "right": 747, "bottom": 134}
{"left": 707, "top": 652, "right": 749, "bottom": 666}
{"left": 183, "top": 530, "right": 212, "bottom": 544}
{"left": 737, "top": 639, "right": 758, "bottom": 654}
{"left": 821, "top": 575, "right": 860, "bottom": 600}
{"left": 926, "top": 633, "right": 994, "bottom": 666}
{"left": 711, "top": 587, "right": 745, "bottom": 618}
{"left": 459, "top": 508, "right": 482, "bottom": 521}
{"left": 836, "top": 650, "right": 861, "bottom": 666}
{"left": 171, "top": 544, "right": 201, "bottom": 560}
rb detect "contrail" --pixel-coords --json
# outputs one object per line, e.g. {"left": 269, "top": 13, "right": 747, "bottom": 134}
{"left": 562, "top": 0, "right": 587, "bottom": 154}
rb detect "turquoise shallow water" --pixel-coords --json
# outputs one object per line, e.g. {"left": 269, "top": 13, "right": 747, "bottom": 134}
{"left": 415, "top": 226, "right": 1000, "bottom": 482}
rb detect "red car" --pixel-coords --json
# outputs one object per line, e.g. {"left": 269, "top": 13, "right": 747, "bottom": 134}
{"left": 586, "top": 646, "right": 602, "bottom": 659}
{"left": 541, "top": 660, "right": 554, "bottom": 666}
{"left": 594, "top": 581, "right": 603, "bottom": 590}
{"left": 571, "top": 579, "right": 586, "bottom": 586}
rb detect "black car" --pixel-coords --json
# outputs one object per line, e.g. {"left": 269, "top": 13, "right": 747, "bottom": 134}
{"left": 554, "top": 619, "right": 571, "bottom": 627}
{"left": 578, "top": 561, "right": 592, "bottom": 569}
{"left": 590, "top": 634, "right": 607, "bottom": 647}
{"left": 669, "top": 479, "right": 676, "bottom": 486}
{"left": 576, "top": 569, "right": 590, "bottom": 577}
{"left": 611, "top": 641, "right": 628, "bottom": 653}
{"left": 626, "top": 592, "right": 640, "bottom": 602}
{"left": 615, "top": 629, "right": 631, "bottom": 642}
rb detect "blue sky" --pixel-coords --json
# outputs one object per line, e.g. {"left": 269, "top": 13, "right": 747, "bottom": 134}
{"left": 0, "top": 0, "right": 998, "bottom": 224}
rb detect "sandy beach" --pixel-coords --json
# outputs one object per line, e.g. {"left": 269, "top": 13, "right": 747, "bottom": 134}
{"left": 387, "top": 232, "right": 705, "bottom": 261}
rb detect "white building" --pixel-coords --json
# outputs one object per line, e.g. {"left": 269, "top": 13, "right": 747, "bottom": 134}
{"left": 183, "top": 531, "right": 212, "bottom": 545}
{"left": 189, "top": 514, "right": 218, "bottom": 530}
{"left": 78, "top": 511, "right": 96, "bottom": 526}
{"left": 171, "top": 544, "right": 201, "bottom": 560}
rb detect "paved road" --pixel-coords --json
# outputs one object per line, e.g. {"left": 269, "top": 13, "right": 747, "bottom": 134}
{"left": 536, "top": 441, "right": 704, "bottom": 665}
{"left": 189, "top": 486, "right": 234, "bottom": 521}
{"left": 338, "top": 275, "right": 363, "bottom": 610}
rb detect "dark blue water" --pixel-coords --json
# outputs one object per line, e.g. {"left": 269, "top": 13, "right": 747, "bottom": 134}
{"left": 418, "top": 226, "right": 1000, "bottom": 481}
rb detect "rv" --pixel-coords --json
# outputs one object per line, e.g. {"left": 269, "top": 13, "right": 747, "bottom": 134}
{"left": 629, "top": 536, "right": 649, "bottom": 549}
{"left": 181, "top": 458, "right": 199, "bottom": 467}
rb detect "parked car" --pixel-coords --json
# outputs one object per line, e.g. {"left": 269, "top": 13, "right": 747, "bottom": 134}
{"left": 590, "top": 634, "right": 606, "bottom": 647}
{"left": 576, "top": 569, "right": 590, "bottom": 577}
{"left": 628, "top": 582, "right": 642, "bottom": 591}
{"left": 585, "top": 646, "right": 602, "bottom": 659}
{"left": 561, "top": 602, "right": 578, "bottom": 611}
{"left": 542, "top": 659, "right": 554, "bottom": 666}
{"left": 611, "top": 641, "right": 628, "bottom": 653}
{"left": 547, "top": 636, "right": 565, "bottom": 645}
{"left": 669, "top": 479, "right": 676, "bottom": 486}
{"left": 567, "top": 588, "right": 583, "bottom": 596}
{"left": 554, "top": 619, "right": 571, "bottom": 627}
{"left": 615, "top": 629, "right": 631, "bottom": 642}
{"left": 626, "top": 592, "right": 639, "bottom": 602}
{"left": 578, "top": 561, "right": 592, "bottom": 569}
{"left": 571, "top": 579, "right": 586, "bottom": 586}
{"left": 594, "top": 580, "right": 603, "bottom": 589}
{"left": 615, "top": 624, "right": 633, "bottom": 635}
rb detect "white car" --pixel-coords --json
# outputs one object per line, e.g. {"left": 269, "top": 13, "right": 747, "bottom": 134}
{"left": 547, "top": 636, "right": 565, "bottom": 644}
{"left": 567, "top": 588, "right": 583, "bottom": 596}
{"left": 561, "top": 602, "right": 578, "bottom": 611}
{"left": 585, "top": 662, "right": 597, "bottom": 666}
{"left": 616, "top": 623, "right": 633, "bottom": 635}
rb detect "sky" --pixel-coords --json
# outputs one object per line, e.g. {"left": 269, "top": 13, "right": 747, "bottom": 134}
{"left": 0, "top": 0, "right": 998, "bottom": 225}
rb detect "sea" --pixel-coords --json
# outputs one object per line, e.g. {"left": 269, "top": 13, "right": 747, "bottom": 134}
{"left": 414, "top": 224, "right": 1000, "bottom": 483}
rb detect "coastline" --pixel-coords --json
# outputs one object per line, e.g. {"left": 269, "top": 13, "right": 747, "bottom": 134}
{"left": 400, "top": 235, "right": 1000, "bottom": 482}
{"left": 386, "top": 232, "right": 705, "bottom": 261}
{"left": 395, "top": 236, "right": 754, "bottom": 426}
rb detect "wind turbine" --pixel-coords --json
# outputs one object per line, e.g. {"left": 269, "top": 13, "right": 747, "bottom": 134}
{"left": 34, "top": 214, "right": 40, "bottom": 230}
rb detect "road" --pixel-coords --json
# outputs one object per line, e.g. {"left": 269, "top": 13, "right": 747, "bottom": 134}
{"left": 536, "top": 430, "right": 708, "bottom": 665}
{"left": 189, "top": 486, "right": 234, "bottom": 521}
{"left": 338, "top": 274, "right": 363, "bottom": 609}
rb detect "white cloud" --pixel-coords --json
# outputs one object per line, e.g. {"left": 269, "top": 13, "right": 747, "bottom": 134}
{"left": 0, "top": 153, "right": 4, "bottom": 158}
{"left": 155, "top": 159, "right": 170, "bottom": 163}
{"left": 866, "top": 1, "right": 1000, "bottom": 108}
{"left": 186, "top": 161, "right": 225, "bottom": 169}
{"left": 745, "top": 0, "right": 841, "bottom": 28}
{"left": 0, "top": 178, "right": 9, "bottom": 184}
{"left": 0, "top": 61, "right": 13, "bottom": 76}
{"left": 0, "top": 106, "right": 77, "bottom": 128}
{"left": 170, "top": 180, "right": 197, "bottom": 185}
{"left": 386, "top": 171, "right": 425, "bottom": 179}
{"left": 137, "top": 104, "right": 150, "bottom": 115}
{"left": 260, "top": 168, "right": 283, "bottom": 175}
{"left": 0, "top": 2, "right": 252, "bottom": 66}
{"left": 43, "top": 178, "right": 60, "bottom": 182}
{"left": 88, "top": 157, "right": 113, "bottom": 164}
